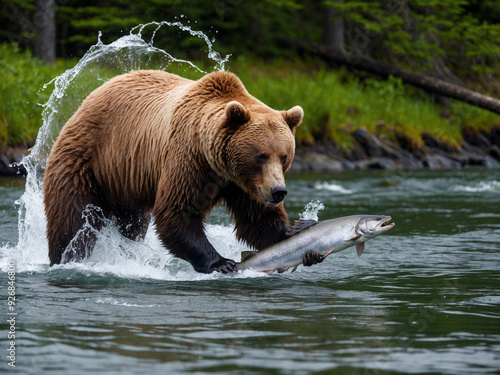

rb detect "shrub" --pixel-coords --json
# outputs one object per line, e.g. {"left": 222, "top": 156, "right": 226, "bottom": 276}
{"left": 0, "top": 43, "right": 71, "bottom": 146}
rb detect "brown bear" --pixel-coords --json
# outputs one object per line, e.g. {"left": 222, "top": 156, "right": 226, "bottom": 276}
{"left": 44, "top": 70, "right": 303, "bottom": 273}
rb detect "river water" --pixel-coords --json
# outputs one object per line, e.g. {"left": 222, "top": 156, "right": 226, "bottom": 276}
{"left": 0, "top": 167, "right": 499, "bottom": 374}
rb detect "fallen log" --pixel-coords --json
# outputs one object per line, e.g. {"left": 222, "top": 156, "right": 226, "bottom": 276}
{"left": 286, "top": 38, "right": 500, "bottom": 116}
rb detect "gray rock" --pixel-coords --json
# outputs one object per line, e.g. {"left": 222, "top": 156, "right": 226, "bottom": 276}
{"left": 0, "top": 153, "right": 10, "bottom": 170}
{"left": 464, "top": 130, "right": 491, "bottom": 148}
{"left": 352, "top": 127, "right": 383, "bottom": 157}
{"left": 301, "top": 152, "right": 344, "bottom": 172}
{"left": 488, "top": 145, "right": 500, "bottom": 161}
{"left": 447, "top": 153, "right": 468, "bottom": 167}
{"left": 353, "top": 159, "right": 371, "bottom": 170}
{"left": 289, "top": 159, "right": 309, "bottom": 173}
{"left": 0, "top": 150, "right": 27, "bottom": 176}
{"left": 366, "top": 157, "right": 398, "bottom": 170}
{"left": 12, "top": 152, "right": 25, "bottom": 164}
{"left": 341, "top": 160, "right": 356, "bottom": 170}
{"left": 422, "top": 154, "right": 461, "bottom": 169}
{"left": 400, "top": 154, "right": 423, "bottom": 169}
{"left": 423, "top": 133, "right": 457, "bottom": 153}
{"left": 467, "top": 154, "right": 488, "bottom": 166}
{"left": 485, "top": 155, "right": 500, "bottom": 167}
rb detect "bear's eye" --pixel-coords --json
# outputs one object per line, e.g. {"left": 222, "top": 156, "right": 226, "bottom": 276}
{"left": 256, "top": 153, "right": 268, "bottom": 164}
{"left": 281, "top": 155, "right": 288, "bottom": 165}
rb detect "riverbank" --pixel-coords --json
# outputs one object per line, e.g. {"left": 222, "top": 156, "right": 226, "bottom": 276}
{"left": 1, "top": 126, "right": 499, "bottom": 177}
{"left": 3, "top": 43, "right": 500, "bottom": 177}
{"left": 290, "top": 125, "right": 500, "bottom": 172}
{"left": 0, "top": 147, "right": 28, "bottom": 177}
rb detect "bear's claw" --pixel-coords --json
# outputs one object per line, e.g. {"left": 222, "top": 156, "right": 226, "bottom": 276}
{"left": 302, "top": 250, "right": 325, "bottom": 267}
{"left": 212, "top": 258, "right": 237, "bottom": 274}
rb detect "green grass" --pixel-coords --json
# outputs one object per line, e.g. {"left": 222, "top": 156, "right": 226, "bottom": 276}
{"left": 0, "top": 43, "right": 75, "bottom": 147}
{"left": 231, "top": 57, "right": 499, "bottom": 150}
{"left": 1, "top": 43, "right": 499, "bottom": 151}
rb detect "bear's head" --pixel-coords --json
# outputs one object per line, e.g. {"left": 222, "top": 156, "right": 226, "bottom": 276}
{"left": 218, "top": 100, "right": 303, "bottom": 207}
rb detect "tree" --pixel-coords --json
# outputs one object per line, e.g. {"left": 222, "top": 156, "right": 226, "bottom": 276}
{"left": 33, "top": 0, "right": 55, "bottom": 63}
{"left": 323, "top": 0, "right": 345, "bottom": 53}
{"left": 287, "top": 38, "right": 500, "bottom": 116}
{"left": 328, "top": 0, "right": 500, "bottom": 80}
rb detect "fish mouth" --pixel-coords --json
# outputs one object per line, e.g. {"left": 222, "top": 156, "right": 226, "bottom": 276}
{"left": 259, "top": 187, "right": 280, "bottom": 207}
{"left": 378, "top": 216, "right": 395, "bottom": 232}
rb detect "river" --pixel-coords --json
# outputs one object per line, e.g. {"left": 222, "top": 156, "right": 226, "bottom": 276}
{"left": 0, "top": 167, "right": 499, "bottom": 374}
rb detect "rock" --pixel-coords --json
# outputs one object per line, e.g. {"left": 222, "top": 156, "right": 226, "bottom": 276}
{"left": 463, "top": 130, "right": 491, "bottom": 148}
{"left": 289, "top": 159, "right": 309, "bottom": 173}
{"left": 354, "top": 158, "right": 396, "bottom": 170}
{"left": 12, "top": 152, "right": 25, "bottom": 164}
{"left": 352, "top": 127, "right": 383, "bottom": 157}
{"left": 489, "top": 127, "right": 500, "bottom": 147}
{"left": 400, "top": 154, "right": 423, "bottom": 169}
{"left": 422, "top": 154, "right": 461, "bottom": 169}
{"left": 0, "top": 152, "right": 10, "bottom": 170}
{"left": 485, "top": 155, "right": 500, "bottom": 167}
{"left": 302, "top": 152, "right": 343, "bottom": 172}
{"left": 0, "top": 149, "right": 28, "bottom": 176}
{"left": 366, "top": 157, "right": 398, "bottom": 170}
{"left": 341, "top": 160, "right": 356, "bottom": 170}
{"left": 343, "top": 141, "right": 367, "bottom": 161}
{"left": 353, "top": 159, "right": 372, "bottom": 170}
{"left": 422, "top": 133, "right": 457, "bottom": 153}
{"left": 467, "top": 154, "right": 488, "bottom": 166}
{"left": 488, "top": 145, "right": 500, "bottom": 161}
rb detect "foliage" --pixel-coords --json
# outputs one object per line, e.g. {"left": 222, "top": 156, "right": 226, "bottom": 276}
{"left": 2, "top": 0, "right": 499, "bottom": 90}
{"left": 329, "top": 0, "right": 500, "bottom": 79}
{"left": 0, "top": 43, "right": 499, "bottom": 150}
{"left": 231, "top": 58, "right": 472, "bottom": 149}
{"left": 0, "top": 43, "right": 71, "bottom": 146}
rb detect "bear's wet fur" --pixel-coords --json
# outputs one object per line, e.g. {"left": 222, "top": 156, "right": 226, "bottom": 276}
{"left": 44, "top": 70, "right": 303, "bottom": 273}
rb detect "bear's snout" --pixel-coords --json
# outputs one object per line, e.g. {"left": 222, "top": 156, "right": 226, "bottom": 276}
{"left": 271, "top": 186, "right": 287, "bottom": 203}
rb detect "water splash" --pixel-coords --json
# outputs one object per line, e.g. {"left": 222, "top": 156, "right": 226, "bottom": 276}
{"left": 299, "top": 200, "right": 325, "bottom": 221}
{"left": 131, "top": 21, "right": 231, "bottom": 71}
{"left": 7, "top": 21, "right": 232, "bottom": 277}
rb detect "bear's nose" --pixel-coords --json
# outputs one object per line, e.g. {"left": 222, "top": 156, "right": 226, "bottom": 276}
{"left": 271, "top": 186, "right": 287, "bottom": 203}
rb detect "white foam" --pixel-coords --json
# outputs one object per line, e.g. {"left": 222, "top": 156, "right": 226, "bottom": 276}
{"left": 314, "top": 181, "right": 353, "bottom": 194}
{"left": 94, "top": 297, "right": 157, "bottom": 307}
{"left": 451, "top": 181, "right": 500, "bottom": 193}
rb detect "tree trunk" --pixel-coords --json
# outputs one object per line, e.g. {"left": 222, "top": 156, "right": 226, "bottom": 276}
{"left": 286, "top": 39, "right": 500, "bottom": 116}
{"left": 323, "top": 0, "right": 345, "bottom": 53}
{"left": 33, "top": 0, "right": 56, "bottom": 63}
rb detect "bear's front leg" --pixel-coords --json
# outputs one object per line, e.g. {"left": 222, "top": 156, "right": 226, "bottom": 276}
{"left": 154, "top": 207, "right": 236, "bottom": 274}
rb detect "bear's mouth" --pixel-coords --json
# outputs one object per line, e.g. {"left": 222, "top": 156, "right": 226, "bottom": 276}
{"left": 259, "top": 187, "right": 280, "bottom": 207}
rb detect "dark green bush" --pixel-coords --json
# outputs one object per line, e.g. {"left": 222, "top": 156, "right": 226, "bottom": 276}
{"left": 0, "top": 43, "right": 71, "bottom": 146}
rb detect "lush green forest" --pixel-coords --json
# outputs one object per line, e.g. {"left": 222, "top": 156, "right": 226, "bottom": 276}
{"left": 1, "top": 0, "right": 500, "bottom": 150}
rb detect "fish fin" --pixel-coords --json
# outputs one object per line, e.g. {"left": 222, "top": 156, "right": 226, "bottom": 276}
{"left": 277, "top": 266, "right": 290, "bottom": 274}
{"left": 286, "top": 220, "right": 319, "bottom": 236}
{"left": 241, "top": 251, "right": 258, "bottom": 261}
{"left": 291, "top": 264, "right": 299, "bottom": 273}
{"left": 348, "top": 234, "right": 361, "bottom": 242}
{"left": 356, "top": 243, "right": 365, "bottom": 257}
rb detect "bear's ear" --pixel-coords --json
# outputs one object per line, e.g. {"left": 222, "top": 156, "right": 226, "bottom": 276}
{"left": 283, "top": 106, "right": 303, "bottom": 130}
{"left": 225, "top": 101, "right": 250, "bottom": 126}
